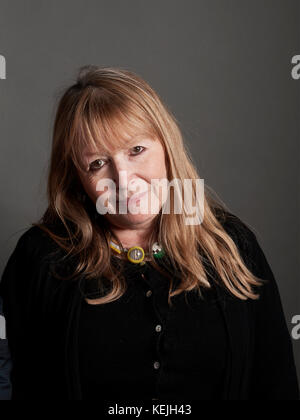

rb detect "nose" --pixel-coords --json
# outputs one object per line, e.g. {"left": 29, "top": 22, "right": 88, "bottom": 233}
{"left": 110, "top": 156, "right": 132, "bottom": 197}
{"left": 111, "top": 157, "right": 146, "bottom": 201}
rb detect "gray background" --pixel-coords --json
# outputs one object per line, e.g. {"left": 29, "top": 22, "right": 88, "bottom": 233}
{"left": 0, "top": 0, "right": 299, "bottom": 385}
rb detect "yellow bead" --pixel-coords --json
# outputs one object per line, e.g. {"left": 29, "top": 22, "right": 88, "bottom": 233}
{"left": 127, "top": 246, "right": 145, "bottom": 264}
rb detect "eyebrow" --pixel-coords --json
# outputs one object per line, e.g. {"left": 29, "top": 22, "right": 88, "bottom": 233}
{"left": 84, "top": 151, "right": 106, "bottom": 158}
{"left": 83, "top": 136, "right": 152, "bottom": 158}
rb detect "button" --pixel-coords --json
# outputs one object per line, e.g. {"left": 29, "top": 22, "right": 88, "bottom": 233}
{"left": 153, "top": 361, "right": 160, "bottom": 370}
{"left": 155, "top": 324, "right": 162, "bottom": 333}
{"left": 146, "top": 290, "right": 152, "bottom": 298}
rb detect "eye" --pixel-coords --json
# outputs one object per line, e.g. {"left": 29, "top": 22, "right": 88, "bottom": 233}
{"left": 131, "top": 146, "right": 145, "bottom": 155}
{"left": 88, "top": 158, "right": 106, "bottom": 172}
{"left": 87, "top": 146, "right": 145, "bottom": 173}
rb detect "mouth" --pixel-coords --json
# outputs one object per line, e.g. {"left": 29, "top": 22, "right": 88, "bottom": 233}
{"left": 129, "top": 190, "right": 148, "bottom": 203}
{"left": 116, "top": 190, "right": 148, "bottom": 204}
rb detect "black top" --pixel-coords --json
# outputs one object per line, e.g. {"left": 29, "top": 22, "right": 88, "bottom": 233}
{"left": 0, "top": 211, "right": 299, "bottom": 400}
{"left": 79, "top": 257, "right": 228, "bottom": 401}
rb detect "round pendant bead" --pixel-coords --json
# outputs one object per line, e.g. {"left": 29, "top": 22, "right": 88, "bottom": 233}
{"left": 127, "top": 246, "right": 145, "bottom": 264}
{"left": 152, "top": 242, "right": 165, "bottom": 259}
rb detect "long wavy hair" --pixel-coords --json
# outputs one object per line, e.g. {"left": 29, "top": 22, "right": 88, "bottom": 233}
{"left": 33, "top": 65, "right": 264, "bottom": 305}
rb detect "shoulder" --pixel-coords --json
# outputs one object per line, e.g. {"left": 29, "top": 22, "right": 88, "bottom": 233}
{"left": 0, "top": 224, "right": 73, "bottom": 308}
{"left": 215, "top": 209, "right": 258, "bottom": 252}
{"left": 215, "top": 208, "right": 256, "bottom": 241}
{"left": 10, "top": 224, "right": 65, "bottom": 262}
{"left": 214, "top": 209, "right": 273, "bottom": 281}
{"left": 1, "top": 225, "right": 66, "bottom": 288}
{"left": 17, "top": 224, "right": 58, "bottom": 246}
{"left": 216, "top": 210, "right": 285, "bottom": 308}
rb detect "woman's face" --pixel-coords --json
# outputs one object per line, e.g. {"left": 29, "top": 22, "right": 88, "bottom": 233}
{"left": 78, "top": 133, "right": 168, "bottom": 229}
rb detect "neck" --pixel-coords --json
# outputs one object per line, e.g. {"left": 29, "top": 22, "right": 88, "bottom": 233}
{"left": 108, "top": 221, "right": 156, "bottom": 251}
{"left": 111, "top": 230, "right": 150, "bottom": 250}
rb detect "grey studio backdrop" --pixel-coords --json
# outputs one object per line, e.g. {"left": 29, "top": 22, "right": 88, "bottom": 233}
{"left": 0, "top": 0, "right": 299, "bottom": 388}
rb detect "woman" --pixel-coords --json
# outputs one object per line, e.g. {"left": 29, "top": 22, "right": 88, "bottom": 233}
{"left": 0, "top": 65, "right": 299, "bottom": 401}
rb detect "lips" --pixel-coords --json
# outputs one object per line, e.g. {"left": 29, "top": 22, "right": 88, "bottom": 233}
{"left": 116, "top": 190, "right": 147, "bottom": 204}
{"left": 129, "top": 190, "right": 147, "bottom": 203}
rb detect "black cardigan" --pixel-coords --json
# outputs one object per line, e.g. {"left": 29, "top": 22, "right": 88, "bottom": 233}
{"left": 78, "top": 256, "right": 229, "bottom": 400}
{"left": 0, "top": 213, "right": 299, "bottom": 400}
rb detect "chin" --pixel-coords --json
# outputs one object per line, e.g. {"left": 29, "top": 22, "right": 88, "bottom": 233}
{"left": 106, "top": 212, "right": 159, "bottom": 226}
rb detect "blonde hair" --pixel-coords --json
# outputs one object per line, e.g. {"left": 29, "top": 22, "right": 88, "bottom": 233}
{"left": 33, "top": 65, "right": 264, "bottom": 306}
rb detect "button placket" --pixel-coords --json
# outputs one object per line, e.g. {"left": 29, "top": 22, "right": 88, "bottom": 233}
{"left": 140, "top": 269, "right": 169, "bottom": 399}
{"left": 140, "top": 274, "right": 152, "bottom": 299}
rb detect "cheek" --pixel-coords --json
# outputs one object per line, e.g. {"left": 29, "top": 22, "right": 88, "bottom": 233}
{"left": 144, "top": 148, "right": 167, "bottom": 180}
{"left": 81, "top": 178, "right": 101, "bottom": 201}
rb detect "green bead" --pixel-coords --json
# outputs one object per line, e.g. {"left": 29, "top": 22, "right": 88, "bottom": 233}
{"left": 153, "top": 249, "right": 165, "bottom": 259}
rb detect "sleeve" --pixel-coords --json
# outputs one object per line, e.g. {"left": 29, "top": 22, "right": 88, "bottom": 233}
{"left": 0, "top": 231, "right": 40, "bottom": 400}
{"left": 246, "top": 230, "right": 300, "bottom": 400}
{"left": 0, "top": 296, "right": 12, "bottom": 400}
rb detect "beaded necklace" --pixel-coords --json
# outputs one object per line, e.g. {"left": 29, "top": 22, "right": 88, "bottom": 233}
{"left": 109, "top": 240, "right": 165, "bottom": 265}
